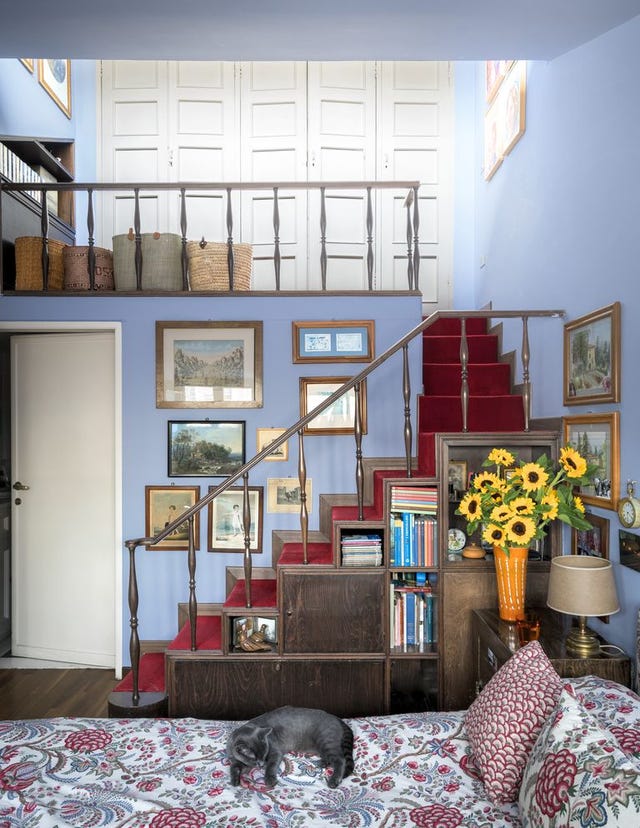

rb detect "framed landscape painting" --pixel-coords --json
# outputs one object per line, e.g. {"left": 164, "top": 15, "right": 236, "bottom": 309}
{"left": 563, "top": 412, "right": 620, "bottom": 510}
{"left": 168, "top": 420, "right": 245, "bottom": 477}
{"left": 564, "top": 302, "right": 620, "bottom": 405}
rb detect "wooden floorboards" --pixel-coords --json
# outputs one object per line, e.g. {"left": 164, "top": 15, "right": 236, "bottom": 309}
{"left": 0, "top": 669, "right": 121, "bottom": 719}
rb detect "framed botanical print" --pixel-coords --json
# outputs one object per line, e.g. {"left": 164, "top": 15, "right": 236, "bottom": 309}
{"left": 563, "top": 412, "right": 620, "bottom": 510}
{"left": 145, "top": 485, "right": 200, "bottom": 550}
{"left": 207, "top": 485, "right": 263, "bottom": 553}
{"left": 564, "top": 302, "right": 620, "bottom": 405}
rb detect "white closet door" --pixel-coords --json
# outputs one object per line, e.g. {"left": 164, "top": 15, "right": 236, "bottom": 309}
{"left": 378, "top": 61, "right": 453, "bottom": 309}
{"left": 239, "top": 62, "right": 308, "bottom": 290}
{"left": 307, "top": 62, "right": 377, "bottom": 291}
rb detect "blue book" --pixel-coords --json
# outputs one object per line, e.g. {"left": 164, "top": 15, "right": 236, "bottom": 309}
{"left": 405, "top": 592, "right": 416, "bottom": 645}
{"left": 402, "top": 512, "right": 412, "bottom": 566}
{"left": 425, "top": 592, "right": 434, "bottom": 644}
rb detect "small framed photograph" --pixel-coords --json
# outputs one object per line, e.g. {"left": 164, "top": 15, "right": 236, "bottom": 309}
{"left": 145, "top": 485, "right": 200, "bottom": 550}
{"left": 168, "top": 420, "right": 245, "bottom": 477}
{"left": 207, "top": 485, "right": 263, "bottom": 552}
{"left": 232, "top": 616, "right": 277, "bottom": 650}
{"left": 38, "top": 59, "right": 71, "bottom": 118}
{"left": 563, "top": 412, "right": 620, "bottom": 510}
{"left": 572, "top": 512, "right": 609, "bottom": 559}
{"left": 292, "top": 320, "right": 374, "bottom": 363}
{"left": 156, "top": 321, "right": 263, "bottom": 408}
{"left": 299, "top": 376, "right": 367, "bottom": 435}
{"left": 619, "top": 529, "right": 640, "bottom": 573}
{"left": 267, "top": 477, "right": 313, "bottom": 513}
{"left": 448, "top": 460, "right": 468, "bottom": 494}
{"left": 563, "top": 302, "right": 620, "bottom": 405}
{"left": 256, "top": 427, "right": 289, "bottom": 461}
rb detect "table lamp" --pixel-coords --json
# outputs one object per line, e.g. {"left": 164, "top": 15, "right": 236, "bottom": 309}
{"left": 547, "top": 556, "right": 620, "bottom": 657}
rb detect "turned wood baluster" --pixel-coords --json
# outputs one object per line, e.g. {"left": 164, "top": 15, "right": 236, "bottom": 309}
{"left": 125, "top": 540, "right": 141, "bottom": 705}
{"left": 366, "top": 187, "right": 374, "bottom": 291}
{"left": 403, "top": 344, "right": 413, "bottom": 478}
{"left": 412, "top": 186, "right": 420, "bottom": 290}
{"left": 460, "top": 317, "right": 470, "bottom": 432}
{"left": 405, "top": 191, "right": 414, "bottom": 290}
{"left": 180, "top": 188, "right": 189, "bottom": 290}
{"left": 273, "top": 186, "right": 281, "bottom": 291}
{"left": 133, "top": 188, "right": 142, "bottom": 291}
{"left": 242, "top": 472, "right": 253, "bottom": 608}
{"left": 521, "top": 315, "right": 531, "bottom": 432}
{"left": 226, "top": 187, "right": 235, "bottom": 290}
{"left": 298, "top": 430, "right": 309, "bottom": 565}
{"left": 320, "top": 186, "right": 327, "bottom": 291}
{"left": 354, "top": 381, "right": 364, "bottom": 520}
{"left": 87, "top": 187, "right": 96, "bottom": 290}
{"left": 40, "top": 193, "right": 50, "bottom": 291}
{"left": 188, "top": 515, "right": 198, "bottom": 651}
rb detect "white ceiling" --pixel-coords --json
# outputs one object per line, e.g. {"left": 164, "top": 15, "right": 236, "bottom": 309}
{"left": 1, "top": 0, "right": 640, "bottom": 61}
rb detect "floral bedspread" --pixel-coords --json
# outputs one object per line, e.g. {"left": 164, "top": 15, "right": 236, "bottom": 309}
{"left": 0, "top": 676, "right": 635, "bottom": 828}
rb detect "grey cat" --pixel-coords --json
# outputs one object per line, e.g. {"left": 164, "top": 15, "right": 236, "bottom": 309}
{"left": 227, "top": 705, "right": 354, "bottom": 788}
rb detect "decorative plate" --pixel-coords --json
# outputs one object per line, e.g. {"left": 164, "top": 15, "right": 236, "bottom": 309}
{"left": 448, "top": 527, "right": 466, "bottom": 552}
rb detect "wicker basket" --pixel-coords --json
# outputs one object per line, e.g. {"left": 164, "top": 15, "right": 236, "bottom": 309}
{"left": 15, "top": 237, "right": 66, "bottom": 291}
{"left": 187, "top": 240, "right": 252, "bottom": 291}
{"left": 112, "top": 230, "right": 183, "bottom": 291}
{"left": 63, "top": 246, "right": 115, "bottom": 291}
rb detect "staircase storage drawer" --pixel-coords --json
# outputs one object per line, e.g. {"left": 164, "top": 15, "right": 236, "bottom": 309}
{"left": 280, "top": 659, "right": 385, "bottom": 716}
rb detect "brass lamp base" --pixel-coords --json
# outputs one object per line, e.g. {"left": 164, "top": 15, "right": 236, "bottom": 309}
{"left": 565, "top": 616, "right": 601, "bottom": 657}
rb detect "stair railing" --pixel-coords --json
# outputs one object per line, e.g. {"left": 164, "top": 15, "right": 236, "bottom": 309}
{"left": 121, "top": 307, "right": 564, "bottom": 707}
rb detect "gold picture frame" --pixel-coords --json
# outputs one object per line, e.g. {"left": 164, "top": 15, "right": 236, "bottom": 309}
{"left": 292, "top": 320, "right": 375, "bottom": 363}
{"left": 256, "top": 427, "right": 289, "bottom": 461}
{"left": 145, "top": 485, "right": 200, "bottom": 550}
{"left": 563, "top": 412, "right": 620, "bottom": 510}
{"left": 38, "top": 59, "right": 71, "bottom": 118}
{"left": 563, "top": 302, "right": 620, "bottom": 406}
{"left": 20, "top": 59, "right": 34, "bottom": 73}
{"left": 267, "top": 478, "right": 312, "bottom": 513}
{"left": 299, "top": 376, "right": 367, "bottom": 436}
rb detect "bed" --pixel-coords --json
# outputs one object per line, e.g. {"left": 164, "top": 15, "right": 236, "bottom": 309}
{"left": 2, "top": 645, "right": 640, "bottom": 827}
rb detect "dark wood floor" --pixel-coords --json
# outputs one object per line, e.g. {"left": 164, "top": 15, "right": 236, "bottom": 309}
{"left": 0, "top": 669, "right": 121, "bottom": 718}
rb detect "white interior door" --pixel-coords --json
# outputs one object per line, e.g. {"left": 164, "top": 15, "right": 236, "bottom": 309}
{"left": 11, "top": 332, "right": 116, "bottom": 666}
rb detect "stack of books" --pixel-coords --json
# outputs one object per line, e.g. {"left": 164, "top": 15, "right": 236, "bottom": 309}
{"left": 391, "top": 575, "right": 437, "bottom": 648}
{"left": 341, "top": 533, "right": 383, "bottom": 566}
{"left": 390, "top": 485, "right": 438, "bottom": 567}
{"left": 390, "top": 486, "right": 438, "bottom": 514}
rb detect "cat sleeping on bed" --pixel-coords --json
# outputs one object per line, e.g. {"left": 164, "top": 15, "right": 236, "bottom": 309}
{"left": 227, "top": 705, "right": 354, "bottom": 788}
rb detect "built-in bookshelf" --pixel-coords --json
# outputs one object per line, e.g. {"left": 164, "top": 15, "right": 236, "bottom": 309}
{"left": 390, "top": 573, "right": 438, "bottom": 651}
{"left": 389, "top": 485, "right": 438, "bottom": 567}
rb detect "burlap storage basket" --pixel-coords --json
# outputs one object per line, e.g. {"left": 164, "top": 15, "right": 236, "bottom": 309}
{"left": 112, "top": 231, "right": 182, "bottom": 291}
{"left": 186, "top": 240, "right": 252, "bottom": 291}
{"left": 15, "top": 237, "right": 65, "bottom": 291}
{"left": 63, "top": 246, "right": 115, "bottom": 291}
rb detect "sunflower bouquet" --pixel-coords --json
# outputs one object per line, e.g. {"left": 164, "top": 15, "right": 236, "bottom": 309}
{"left": 456, "top": 446, "right": 596, "bottom": 554}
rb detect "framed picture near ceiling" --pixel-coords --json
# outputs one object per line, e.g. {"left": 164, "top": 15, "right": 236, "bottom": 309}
{"left": 563, "top": 302, "right": 620, "bottom": 405}
{"left": 20, "top": 59, "right": 34, "bottom": 73}
{"left": 207, "top": 485, "right": 263, "bottom": 553}
{"left": 499, "top": 61, "right": 527, "bottom": 156}
{"left": 299, "top": 376, "right": 367, "bottom": 436}
{"left": 145, "top": 485, "right": 200, "bottom": 550}
{"left": 38, "top": 59, "right": 71, "bottom": 118}
{"left": 485, "top": 59, "right": 514, "bottom": 102}
{"left": 483, "top": 97, "right": 504, "bottom": 181}
{"left": 563, "top": 412, "right": 620, "bottom": 510}
{"left": 292, "top": 320, "right": 375, "bottom": 363}
{"left": 156, "top": 321, "right": 263, "bottom": 408}
{"left": 168, "top": 420, "right": 245, "bottom": 477}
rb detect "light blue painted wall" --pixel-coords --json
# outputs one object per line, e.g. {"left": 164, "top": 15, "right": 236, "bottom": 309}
{"left": 474, "top": 17, "right": 640, "bottom": 658}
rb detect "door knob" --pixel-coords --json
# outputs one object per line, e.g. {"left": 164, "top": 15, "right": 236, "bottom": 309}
{"left": 13, "top": 481, "right": 30, "bottom": 491}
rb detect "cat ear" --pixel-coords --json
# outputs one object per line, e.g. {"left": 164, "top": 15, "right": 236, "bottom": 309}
{"left": 258, "top": 726, "right": 273, "bottom": 738}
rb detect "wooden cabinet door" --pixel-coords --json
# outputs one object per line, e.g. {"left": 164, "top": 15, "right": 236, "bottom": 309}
{"left": 280, "top": 659, "right": 386, "bottom": 716}
{"left": 281, "top": 570, "right": 385, "bottom": 654}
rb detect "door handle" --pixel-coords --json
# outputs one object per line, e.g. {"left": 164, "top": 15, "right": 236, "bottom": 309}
{"left": 13, "top": 481, "right": 30, "bottom": 491}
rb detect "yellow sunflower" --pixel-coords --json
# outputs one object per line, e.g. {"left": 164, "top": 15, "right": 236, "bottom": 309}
{"left": 488, "top": 448, "right": 515, "bottom": 467}
{"left": 458, "top": 492, "right": 482, "bottom": 520}
{"left": 490, "top": 504, "right": 512, "bottom": 523}
{"left": 510, "top": 496, "right": 536, "bottom": 515}
{"left": 560, "top": 447, "right": 587, "bottom": 479}
{"left": 519, "top": 462, "right": 549, "bottom": 492}
{"left": 574, "top": 495, "right": 585, "bottom": 514}
{"left": 541, "top": 491, "right": 559, "bottom": 520}
{"left": 473, "top": 472, "right": 503, "bottom": 492}
{"left": 505, "top": 515, "right": 537, "bottom": 546}
{"left": 483, "top": 523, "right": 506, "bottom": 546}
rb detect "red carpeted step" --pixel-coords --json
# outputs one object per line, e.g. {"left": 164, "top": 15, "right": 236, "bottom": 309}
{"left": 278, "top": 542, "right": 334, "bottom": 566}
{"left": 418, "top": 394, "right": 525, "bottom": 433}
{"left": 423, "top": 317, "right": 488, "bottom": 337}
{"left": 422, "top": 362, "right": 512, "bottom": 396}
{"left": 423, "top": 334, "right": 499, "bottom": 364}
{"left": 416, "top": 432, "right": 436, "bottom": 477}
{"left": 168, "top": 615, "right": 222, "bottom": 651}
{"left": 372, "top": 468, "right": 406, "bottom": 508}
{"left": 112, "top": 651, "right": 165, "bottom": 694}
{"left": 224, "top": 578, "right": 277, "bottom": 608}
{"left": 331, "top": 504, "right": 382, "bottom": 523}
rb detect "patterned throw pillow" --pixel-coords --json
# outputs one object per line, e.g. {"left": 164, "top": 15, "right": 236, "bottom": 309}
{"left": 465, "top": 640, "right": 562, "bottom": 804}
{"left": 519, "top": 687, "right": 640, "bottom": 826}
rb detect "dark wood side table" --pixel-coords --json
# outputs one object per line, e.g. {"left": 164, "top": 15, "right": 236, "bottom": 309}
{"left": 472, "top": 608, "right": 631, "bottom": 694}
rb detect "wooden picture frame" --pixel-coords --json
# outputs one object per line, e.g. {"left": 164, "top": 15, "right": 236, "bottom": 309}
{"left": 500, "top": 61, "right": 526, "bottom": 156}
{"left": 256, "top": 427, "right": 289, "bottom": 461}
{"left": 563, "top": 412, "right": 620, "bottom": 510}
{"left": 20, "top": 59, "right": 34, "bottom": 73}
{"left": 485, "top": 59, "right": 513, "bottom": 102}
{"left": 232, "top": 616, "right": 277, "bottom": 649}
{"left": 299, "top": 376, "right": 367, "bottom": 436}
{"left": 145, "top": 485, "right": 200, "bottom": 550}
{"left": 168, "top": 420, "right": 245, "bottom": 477}
{"left": 483, "top": 96, "right": 503, "bottom": 181}
{"left": 207, "top": 485, "right": 263, "bottom": 553}
{"left": 448, "top": 460, "right": 468, "bottom": 494}
{"left": 563, "top": 302, "right": 620, "bottom": 405}
{"left": 292, "top": 320, "right": 374, "bottom": 363}
{"left": 619, "top": 529, "right": 640, "bottom": 573}
{"left": 267, "top": 477, "right": 313, "bottom": 513}
{"left": 38, "top": 59, "right": 71, "bottom": 118}
{"left": 156, "top": 321, "right": 263, "bottom": 408}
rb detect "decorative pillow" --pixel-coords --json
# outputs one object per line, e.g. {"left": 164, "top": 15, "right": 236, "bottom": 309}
{"left": 465, "top": 640, "right": 562, "bottom": 804}
{"left": 519, "top": 687, "right": 640, "bottom": 826}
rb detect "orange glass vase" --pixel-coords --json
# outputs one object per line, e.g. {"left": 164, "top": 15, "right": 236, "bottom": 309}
{"left": 493, "top": 546, "right": 528, "bottom": 622}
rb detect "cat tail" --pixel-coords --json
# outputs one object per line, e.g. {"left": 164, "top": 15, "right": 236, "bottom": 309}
{"left": 341, "top": 720, "right": 355, "bottom": 778}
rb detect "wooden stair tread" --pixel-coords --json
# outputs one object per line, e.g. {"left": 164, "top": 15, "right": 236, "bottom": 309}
{"left": 224, "top": 578, "right": 277, "bottom": 608}
{"left": 279, "top": 542, "right": 333, "bottom": 566}
{"left": 168, "top": 615, "right": 222, "bottom": 651}
{"left": 112, "top": 651, "right": 166, "bottom": 693}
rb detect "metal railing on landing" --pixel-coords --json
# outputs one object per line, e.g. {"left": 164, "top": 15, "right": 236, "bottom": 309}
{"left": 0, "top": 179, "right": 422, "bottom": 293}
{"left": 120, "top": 307, "right": 564, "bottom": 707}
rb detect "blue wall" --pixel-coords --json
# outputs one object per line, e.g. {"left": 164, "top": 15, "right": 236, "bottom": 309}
{"left": 474, "top": 17, "right": 640, "bottom": 657}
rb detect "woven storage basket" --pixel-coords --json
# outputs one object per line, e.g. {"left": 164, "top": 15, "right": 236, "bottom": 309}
{"left": 63, "top": 246, "right": 115, "bottom": 291}
{"left": 15, "top": 237, "right": 66, "bottom": 291}
{"left": 187, "top": 240, "right": 252, "bottom": 291}
{"left": 112, "top": 231, "right": 182, "bottom": 291}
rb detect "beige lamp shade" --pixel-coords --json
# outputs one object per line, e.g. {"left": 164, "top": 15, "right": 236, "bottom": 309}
{"left": 547, "top": 556, "right": 620, "bottom": 618}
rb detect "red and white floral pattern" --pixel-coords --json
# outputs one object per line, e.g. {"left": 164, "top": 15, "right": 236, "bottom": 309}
{"left": 465, "top": 641, "right": 563, "bottom": 804}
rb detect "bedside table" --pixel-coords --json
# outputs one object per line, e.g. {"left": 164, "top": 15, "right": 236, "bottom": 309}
{"left": 472, "top": 608, "right": 631, "bottom": 693}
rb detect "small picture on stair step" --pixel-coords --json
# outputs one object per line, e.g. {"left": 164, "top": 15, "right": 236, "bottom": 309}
{"left": 232, "top": 616, "right": 277, "bottom": 652}
{"left": 208, "top": 486, "right": 263, "bottom": 553}
{"left": 145, "top": 485, "right": 200, "bottom": 550}
{"left": 267, "top": 477, "right": 313, "bottom": 513}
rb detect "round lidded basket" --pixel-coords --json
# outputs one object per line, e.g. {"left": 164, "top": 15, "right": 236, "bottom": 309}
{"left": 187, "top": 240, "right": 252, "bottom": 291}
{"left": 63, "top": 245, "right": 115, "bottom": 290}
{"left": 15, "top": 236, "right": 66, "bottom": 291}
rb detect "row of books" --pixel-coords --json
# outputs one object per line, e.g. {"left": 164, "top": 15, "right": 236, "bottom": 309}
{"left": 390, "top": 512, "right": 437, "bottom": 566}
{"left": 0, "top": 142, "right": 44, "bottom": 201}
{"left": 391, "top": 581, "right": 437, "bottom": 648}
{"left": 390, "top": 485, "right": 438, "bottom": 515}
{"left": 341, "top": 533, "right": 383, "bottom": 567}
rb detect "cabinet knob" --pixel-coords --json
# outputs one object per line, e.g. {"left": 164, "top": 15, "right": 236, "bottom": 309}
{"left": 286, "top": 610, "right": 293, "bottom": 617}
